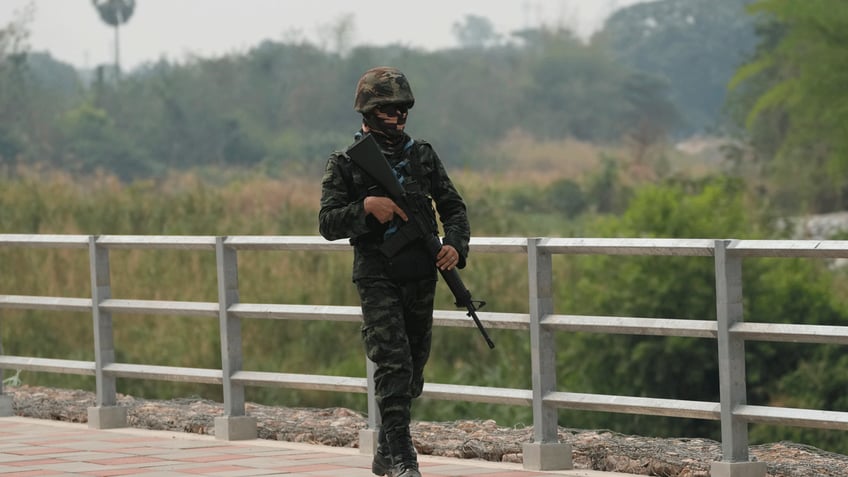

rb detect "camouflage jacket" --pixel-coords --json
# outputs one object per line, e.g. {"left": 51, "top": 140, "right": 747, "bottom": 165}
{"left": 319, "top": 138, "right": 470, "bottom": 281}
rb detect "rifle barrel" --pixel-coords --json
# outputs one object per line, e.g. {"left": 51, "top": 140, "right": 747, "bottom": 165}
{"left": 439, "top": 266, "right": 495, "bottom": 349}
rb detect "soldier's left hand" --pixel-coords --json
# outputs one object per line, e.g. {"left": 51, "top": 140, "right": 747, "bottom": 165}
{"left": 436, "top": 245, "right": 460, "bottom": 271}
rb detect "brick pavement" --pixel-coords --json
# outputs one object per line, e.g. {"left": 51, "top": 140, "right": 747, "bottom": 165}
{"left": 0, "top": 416, "right": 640, "bottom": 477}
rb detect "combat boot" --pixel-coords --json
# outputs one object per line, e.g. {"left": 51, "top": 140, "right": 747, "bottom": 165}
{"left": 387, "top": 427, "right": 420, "bottom": 477}
{"left": 371, "top": 427, "right": 391, "bottom": 476}
{"left": 390, "top": 463, "right": 421, "bottom": 477}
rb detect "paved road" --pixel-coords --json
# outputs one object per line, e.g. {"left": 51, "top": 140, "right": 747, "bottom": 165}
{"left": 0, "top": 416, "right": 643, "bottom": 476}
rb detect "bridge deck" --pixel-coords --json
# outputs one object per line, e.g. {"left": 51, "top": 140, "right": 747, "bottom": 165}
{"left": 0, "top": 416, "right": 639, "bottom": 476}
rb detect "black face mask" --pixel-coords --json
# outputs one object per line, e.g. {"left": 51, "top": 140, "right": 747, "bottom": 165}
{"left": 363, "top": 103, "right": 410, "bottom": 139}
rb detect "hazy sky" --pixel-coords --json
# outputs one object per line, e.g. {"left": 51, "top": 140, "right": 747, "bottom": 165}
{"left": 2, "top": 0, "right": 647, "bottom": 71}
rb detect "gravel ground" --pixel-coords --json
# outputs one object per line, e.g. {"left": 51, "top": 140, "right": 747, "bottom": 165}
{"left": 8, "top": 385, "right": 848, "bottom": 477}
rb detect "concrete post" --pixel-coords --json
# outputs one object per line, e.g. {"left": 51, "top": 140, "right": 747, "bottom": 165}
{"left": 0, "top": 320, "right": 13, "bottom": 417}
{"left": 0, "top": 395, "right": 12, "bottom": 417}
{"left": 87, "top": 236, "right": 127, "bottom": 429}
{"left": 359, "top": 358, "right": 381, "bottom": 454}
{"left": 712, "top": 240, "right": 765, "bottom": 477}
{"left": 214, "top": 237, "right": 256, "bottom": 440}
{"left": 523, "top": 238, "right": 572, "bottom": 471}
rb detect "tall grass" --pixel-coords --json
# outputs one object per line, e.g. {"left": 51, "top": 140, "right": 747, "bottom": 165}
{"left": 0, "top": 169, "right": 539, "bottom": 424}
{"left": 0, "top": 140, "right": 724, "bottom": 425}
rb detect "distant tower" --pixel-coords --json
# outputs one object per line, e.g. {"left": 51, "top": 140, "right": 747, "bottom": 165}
{"left": 91, "top": 0, "right": 136, "bottom": 76}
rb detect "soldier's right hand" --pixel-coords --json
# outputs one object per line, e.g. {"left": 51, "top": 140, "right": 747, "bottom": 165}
{"left": 364, "top": 196, "right": 408, "bottom": 224}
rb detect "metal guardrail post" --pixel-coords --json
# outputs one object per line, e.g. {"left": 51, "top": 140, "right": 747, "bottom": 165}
{"left": 523, "top": 238, "right": 572, "bottom": 470}
{"left": 87, "top": 235, "right": 127, "bottom": 428}
{"left": 712, "top": 239, "right": 765, "bottom": 477}
{"left": 214, "top": 237, "right": 257, "bottom": 440}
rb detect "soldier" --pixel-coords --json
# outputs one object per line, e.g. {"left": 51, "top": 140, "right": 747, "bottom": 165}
{"left": 319, "top": 66, "right": 471, "bottom": 477}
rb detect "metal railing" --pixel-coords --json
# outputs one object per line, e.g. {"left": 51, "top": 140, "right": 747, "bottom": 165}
{"left": 1, "top": 234, "right": 847, "bottom": 475}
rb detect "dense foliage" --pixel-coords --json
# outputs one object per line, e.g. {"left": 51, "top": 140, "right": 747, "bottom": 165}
{"left": 0, "top": 1, "right": 756, "bottom": 181}
{"left": 729, "top": 0, "right": 848, "bottom": 212}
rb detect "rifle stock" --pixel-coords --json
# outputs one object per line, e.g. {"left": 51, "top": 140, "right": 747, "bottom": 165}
{"left": 346, "top": 133, "right": 495, "bottom": 349}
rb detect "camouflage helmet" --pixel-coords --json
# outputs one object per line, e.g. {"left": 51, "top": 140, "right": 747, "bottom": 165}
{"left": 354, "top": 66, "right": 415, "bottom": 114}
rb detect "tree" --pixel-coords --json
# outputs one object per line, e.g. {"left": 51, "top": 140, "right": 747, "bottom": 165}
{"left": 58, "top": 101, "right": 152, "bottom": 179}
{"left": 0, "top": 3, "right": 33, "bottom": 169}
{"left": 451, "top": 15, "right": 501, "bottom": 49}
{"left": 600, "top": 0, "right": 758, "bottom": 136}
{"left": 729, "top": 0, "right": 848, "bottom": 212}
{"left": 316, "top": 14, "right": 355, "bottom": 56}
{"left": 519, "top": 28, "right": 678, "bottom": 145}
{"left": 91, "top": 0, "right": 136, "bottom": 75}
{"left": 561, "top": 177, "right": 848, "bottom": 448}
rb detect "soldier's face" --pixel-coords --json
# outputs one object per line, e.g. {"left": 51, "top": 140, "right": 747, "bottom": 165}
{"left": 374, "top": 103, "right": 409, "bottom": 132}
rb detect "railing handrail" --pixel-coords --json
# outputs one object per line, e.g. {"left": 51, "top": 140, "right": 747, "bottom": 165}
{"left": 1, "top": 234, "right": 846, "bottom": 475}
{"left": 5, "top": 233, "right": 848, "bottom": 254}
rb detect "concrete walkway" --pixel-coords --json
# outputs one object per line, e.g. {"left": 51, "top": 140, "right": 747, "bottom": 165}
{"left": 0, "top": 416, "right": 643, "bottom": 477}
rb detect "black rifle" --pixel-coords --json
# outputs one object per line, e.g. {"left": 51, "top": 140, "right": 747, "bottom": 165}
{"left": 346, "top": 133, "right": 495, "bottom": 349}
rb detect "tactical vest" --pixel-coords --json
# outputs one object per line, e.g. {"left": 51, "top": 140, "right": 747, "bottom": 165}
{"left": 343, "top": 139, "right": 438, "bottom": 249}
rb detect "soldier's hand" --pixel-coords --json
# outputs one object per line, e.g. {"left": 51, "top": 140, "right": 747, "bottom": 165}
{"left": 364, "top": 196, "right": 408, "bottom": 224}
{"left": 436, "top": 244, "right": 460, "bottom": 271}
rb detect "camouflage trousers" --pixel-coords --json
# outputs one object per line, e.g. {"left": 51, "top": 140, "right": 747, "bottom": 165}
{"left": 356, "top": 277, "right": 436, "bottom": 436}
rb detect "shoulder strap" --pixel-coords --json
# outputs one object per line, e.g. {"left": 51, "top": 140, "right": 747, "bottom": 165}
{"left": 405, "top": 140, "right": 429, "bottom": 193}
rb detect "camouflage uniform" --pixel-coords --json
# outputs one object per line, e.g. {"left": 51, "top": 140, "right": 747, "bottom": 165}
{"left": 319, "top": 138, "right": 470, "bottom": 413}
{"left": 319, "top": 66, "right": 470, "bottom": 477}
